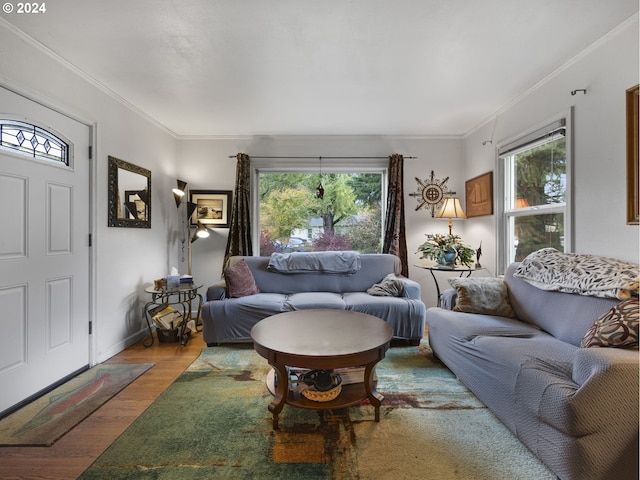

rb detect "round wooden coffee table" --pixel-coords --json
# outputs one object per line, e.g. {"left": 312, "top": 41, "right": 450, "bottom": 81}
{"left": 250, "top": 309, "right": 394, "bottom": 429}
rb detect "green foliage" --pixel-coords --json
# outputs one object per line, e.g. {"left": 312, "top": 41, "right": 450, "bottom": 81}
{"left": 340, "top": 206, "right": 382, "bottom": 253}
{"left": 513, "top": 137, "right": 566, "bottom": 259}
{"left": 348, "top": 174, "right": 382, "bottom": 207}
{"left": 514, "top": 138, "right": 566, "bottom": 206}
{"left": 310, "top": 174, "right": 358, "bottom": 231}
{"left": 259, "top": 172, "right": 383, "bottom": 254}
{"left": 514, "top": 214, "right": 564, "bottom": 261}
{"left": 261, "top": 187, "right": 312, "bottom": 242}
{"left": 260, "top": 173, "right": 312, "bottom": 200}
{"left": 417, "top": 234, "right": 475, "bottom": 266}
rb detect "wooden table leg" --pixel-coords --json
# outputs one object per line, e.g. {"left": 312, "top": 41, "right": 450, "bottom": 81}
{"left": 364, "top": 362, "right": 384, "bottom": 422}
{"left": 268, "top": 363, "right": 289, "bottom": 430}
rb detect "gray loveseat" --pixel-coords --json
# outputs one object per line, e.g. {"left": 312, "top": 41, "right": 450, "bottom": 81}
{"left": 426, "top": 263, "right": 639, "bottom": 480}
{"left": 202, "top": 253, "right": 426, "bottom": 346}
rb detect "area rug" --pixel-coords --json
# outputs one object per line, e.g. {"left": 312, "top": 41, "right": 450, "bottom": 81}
{"left": 78, "top": 344, "right": 556, "bottom": 479}
{"left": 0, "top": 363, "right": 154, "bottom": 446}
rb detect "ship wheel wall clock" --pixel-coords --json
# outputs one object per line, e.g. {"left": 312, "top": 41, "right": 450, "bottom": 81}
{"left": 409, "top": 170, "right": 456, "bottom": 217}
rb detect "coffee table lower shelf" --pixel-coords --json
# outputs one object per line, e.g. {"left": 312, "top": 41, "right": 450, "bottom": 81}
{"left": 265, "top": 368, "right": 377, "bottom": 412}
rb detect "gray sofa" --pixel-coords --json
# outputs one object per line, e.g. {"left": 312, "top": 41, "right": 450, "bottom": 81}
{"left": 202, "top": 253, "right": 426, "bottom": 346}
{"left": 426, "top": 263, "right": 639, "bottom": 480}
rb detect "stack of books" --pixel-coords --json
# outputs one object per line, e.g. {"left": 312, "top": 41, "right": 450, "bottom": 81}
{"left": 151, "top": 305, "right": 183, "bottom": 330}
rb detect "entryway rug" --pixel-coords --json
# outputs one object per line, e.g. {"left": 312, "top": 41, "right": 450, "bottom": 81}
{"left": 78, "top": 344, "right": 556, "bottom": 479}
{"left": 0, "top": 363, "right": 154, "bottom": 446}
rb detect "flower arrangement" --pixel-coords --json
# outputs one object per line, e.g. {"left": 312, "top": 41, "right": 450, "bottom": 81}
{"left": 417, "top": 233, "right": 475, "bottom": 267}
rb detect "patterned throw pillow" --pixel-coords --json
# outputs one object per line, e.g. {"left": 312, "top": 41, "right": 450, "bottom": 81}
{"left": 581, "top": 298, "right": 639, "bottom": 348}
{"left": 447, "top": 277, "right": 516, "bottom": 318}
{"left": 224, "top": 259, "right": 260, "bottom": 298}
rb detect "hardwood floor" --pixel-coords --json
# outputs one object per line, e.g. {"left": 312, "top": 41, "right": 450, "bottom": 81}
{"left": 0, "top": 331, "right": 206, "bottom": 480}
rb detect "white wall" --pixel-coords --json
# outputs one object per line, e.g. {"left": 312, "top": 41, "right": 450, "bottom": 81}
{"left": 0, "top": 22, "right": 181, "bottom": 362}
{"left": 463, "top": 17, "right": 639, "bottom": 271}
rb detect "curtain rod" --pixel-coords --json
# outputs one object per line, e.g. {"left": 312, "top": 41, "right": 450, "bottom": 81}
{"left": 227, "top": 155, "right": 417, "bottom": 159}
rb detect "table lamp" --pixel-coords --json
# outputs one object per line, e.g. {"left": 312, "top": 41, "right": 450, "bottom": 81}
{"left": 436, "top": 197, "right": 467, "bottom": 235}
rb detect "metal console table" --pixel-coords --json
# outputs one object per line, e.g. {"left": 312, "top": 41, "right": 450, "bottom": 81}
{"left": 142, "top": 283, "right": 203, "bottom": 347}
{"left": 415, "top": 264, "right": 481, "bottom": 307}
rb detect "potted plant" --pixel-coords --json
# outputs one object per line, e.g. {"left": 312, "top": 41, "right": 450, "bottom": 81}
{"left": 417, "top": 233, "right": 475, "bottom": 267}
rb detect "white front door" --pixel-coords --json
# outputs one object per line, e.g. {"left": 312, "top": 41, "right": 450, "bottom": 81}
{"left": 0, "top": 86, "right": 91, "bottom": 415}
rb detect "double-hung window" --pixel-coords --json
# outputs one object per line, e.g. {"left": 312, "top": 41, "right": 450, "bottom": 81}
{"left": 497, "top": 116, "right": 571, "bottom": 272}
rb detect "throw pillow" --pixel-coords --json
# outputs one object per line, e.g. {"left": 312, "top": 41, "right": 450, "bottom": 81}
{"left": 224, "top": 259, "right": 259, "bottom": 298}
{"left": 580, "top": 298, "right": 639, "bottom": 348}
{"left": 367, "top": 274, "right": 405, "bottom": 297}
{"left": 448, "top": 277, "right": 516, "bottom": 317}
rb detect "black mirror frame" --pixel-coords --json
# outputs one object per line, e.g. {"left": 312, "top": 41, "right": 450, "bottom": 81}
{"left": 108, "top": 156, "right": 151, "bottom": 228}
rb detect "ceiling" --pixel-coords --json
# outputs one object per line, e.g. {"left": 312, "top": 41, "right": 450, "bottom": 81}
{"left": 3, "top": 0, "right": 638, "bottom": 137}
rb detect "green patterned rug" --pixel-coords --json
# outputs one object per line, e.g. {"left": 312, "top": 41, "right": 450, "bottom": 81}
{"left": 0, "top": 363, "right": 154, "bottom": 446}
{"left": 79, "top": 343, "right": 555, "bottom": 479}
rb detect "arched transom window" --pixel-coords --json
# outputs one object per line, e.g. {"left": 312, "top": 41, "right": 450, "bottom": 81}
{"left": 0, "top": 119, "right": 69, "bottom": 166}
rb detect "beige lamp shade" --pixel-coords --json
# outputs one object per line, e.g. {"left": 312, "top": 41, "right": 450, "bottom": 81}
{"left": 436, "top": 197, "right": 467, "bottom": 234}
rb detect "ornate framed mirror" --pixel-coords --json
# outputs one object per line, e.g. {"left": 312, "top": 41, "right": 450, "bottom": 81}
{"left": 108, "top": 156, "right": 151, "bottom": 228}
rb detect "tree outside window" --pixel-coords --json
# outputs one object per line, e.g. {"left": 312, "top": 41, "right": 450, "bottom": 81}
{"left": 501, "top": 123, "right": 568, "bottom": 267}
{"left": 259, "top": 172, "right": 383, "bottom": 255}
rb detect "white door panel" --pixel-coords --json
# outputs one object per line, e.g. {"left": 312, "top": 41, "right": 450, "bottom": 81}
{"left": 0, "top": 173, "right": 27, "bottom": 258}
{"left": 0, "top": 86, "right": 90, "bottom": 414}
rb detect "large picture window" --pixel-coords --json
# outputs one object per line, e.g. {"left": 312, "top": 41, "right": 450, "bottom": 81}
{"left": 254, "top": 164, "right": 386, "bottom": 256}
{"left": 498, "top": 116, "right": 571, "bottom": 271}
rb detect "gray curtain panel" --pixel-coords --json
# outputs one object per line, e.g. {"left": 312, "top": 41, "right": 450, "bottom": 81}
{"left": 223, "top": 153, "right": 253, "bottom": 273}
{"left": 383, "top": 153, "right": 408, "bottom": 277}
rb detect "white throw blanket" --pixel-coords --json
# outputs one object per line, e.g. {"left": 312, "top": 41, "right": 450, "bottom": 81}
{"left": 513, "top": 248, "right": 639, "bottom": 300}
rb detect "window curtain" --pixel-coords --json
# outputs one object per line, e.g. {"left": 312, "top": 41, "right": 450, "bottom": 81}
{"left": 223, "top": 153, "right": 253, "bottom": 273}
{"left": 383, "top": 153, "right": 408, "bottom": 276}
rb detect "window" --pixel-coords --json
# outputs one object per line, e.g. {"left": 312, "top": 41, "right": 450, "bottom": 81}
{"left": 0, "top": 119, "right": 69, "bottom": 166}
{"left": 497, "top": 116, "right": 571, "bottom": 271}
{"left": 254, "top": 164, "right": 386, "bottom": 256}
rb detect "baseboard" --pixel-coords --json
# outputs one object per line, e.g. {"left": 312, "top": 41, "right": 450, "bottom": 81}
{"left": 95, "top": 329, "right": 148, "bottom": 364}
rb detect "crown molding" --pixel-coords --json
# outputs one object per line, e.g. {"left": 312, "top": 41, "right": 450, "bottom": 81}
{"left": 175, "top": 133, "right": 463, "bottom": 141}
{"left": 0, "top": 18, "right": 179, "bottom": 138}
{"left": 3, "top": 11, "right": 637, "bottom": 142}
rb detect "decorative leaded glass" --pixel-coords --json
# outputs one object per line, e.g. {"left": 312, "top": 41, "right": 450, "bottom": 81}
{"left": 0, "top": 120, "right": 69, "bottom": 165}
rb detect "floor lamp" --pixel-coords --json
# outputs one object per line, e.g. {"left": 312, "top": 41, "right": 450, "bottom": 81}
{"left": 189, "top": 221, "right": 210, "bottom": 275}
{"left": 172, "top": 180, "right": 199, "bottom": 276}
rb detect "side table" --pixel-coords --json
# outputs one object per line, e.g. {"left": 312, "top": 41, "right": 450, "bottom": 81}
{"left": 142, "top": 283, "right": 203, "bottom": 347}
{"left": 415, "top": 265, "right": 482, "bottom": 307}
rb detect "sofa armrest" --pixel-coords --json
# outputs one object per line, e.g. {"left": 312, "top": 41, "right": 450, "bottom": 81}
{"left": 205, "top": 280, "right": 228, "bottom": 302}
{"left": 566, "top": 347, "right": 639, "bottom": 439}
{"left": 398, "top": 277, "right": 422, "bottom": 299}
{"left": 572, "top": 346, "right": 639, "bottom": 387}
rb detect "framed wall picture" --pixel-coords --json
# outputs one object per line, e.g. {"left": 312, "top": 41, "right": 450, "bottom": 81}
{"left": 465, "top": 171, "right": 493, "bottom": 218}
{"left": 626, "top": 84, "right": 639, "bottom": 225}
{"left": 189, "top": 190, "right": 232, "bottom": 228}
